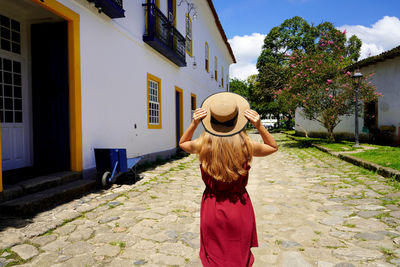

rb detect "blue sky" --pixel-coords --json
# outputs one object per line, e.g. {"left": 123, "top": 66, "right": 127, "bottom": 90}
{"left": 212, "top": 0, "right": 400, "bottom": 79}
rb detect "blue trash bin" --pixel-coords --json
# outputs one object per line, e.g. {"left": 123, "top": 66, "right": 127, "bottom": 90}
{"left": 94, "top": 148, "right": 128, "bottom": 185}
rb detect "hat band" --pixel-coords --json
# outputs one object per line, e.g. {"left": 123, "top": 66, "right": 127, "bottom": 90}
{"left": 210, "top": 113, "right": 238, "bottom": 127}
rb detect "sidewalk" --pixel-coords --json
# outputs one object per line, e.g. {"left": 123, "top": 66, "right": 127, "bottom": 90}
{"left": 1, "top": 133, "right": 400, "bottom": 266}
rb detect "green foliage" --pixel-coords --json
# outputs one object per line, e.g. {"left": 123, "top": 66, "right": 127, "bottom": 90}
{"left": 255, "top": 16, "right": 381, "bottom": 139}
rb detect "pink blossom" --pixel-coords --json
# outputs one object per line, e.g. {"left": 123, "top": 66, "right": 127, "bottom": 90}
{"left": 328, "top": 41, "right": 334, "bottom": 45}
{"left": 306, "top": 79, "right": 309, "bottom": 83}
{"left": 309, "top": 68, "right": 313, "bottom": 71}
{"left": 318, "top": 60, "right": 322, "bottom": 65}
{"left": 342, "top": 29, "right": 347, "bottom": 35}
{"left": 302, "top": 100, "right": 306, "bottom": 103}
{"left": 331, "top": 115, "right": 334, "bottom": 119}
{"left": 329, "top": 94, "right": 333, "bottom": 98}
{"left": 327, "top": 79, "right": 332, "bottom": 84}
{"left": 346, "top": 71, "right": 351, "bottom": 76}
{"left": 290, "top": 64, "right": 294, "bottom": 68}
{"left": 325, "top": 88, "right": 329, "bottom": 91}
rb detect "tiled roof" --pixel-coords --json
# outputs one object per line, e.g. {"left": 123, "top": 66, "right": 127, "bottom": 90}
{"left": 206, "top": 0, "right": 236, "bottom": 63}
{"left": 348, "top": 45, "right": 400, "bottom": 70}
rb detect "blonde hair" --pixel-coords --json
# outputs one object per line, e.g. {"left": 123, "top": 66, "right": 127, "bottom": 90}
{"left": 197, "top": 131, "right": 253, "bottom": 182}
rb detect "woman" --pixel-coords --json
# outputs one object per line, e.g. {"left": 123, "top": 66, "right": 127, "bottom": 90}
{"left": 179, "top": 92, "right": 278, "bottom": 267}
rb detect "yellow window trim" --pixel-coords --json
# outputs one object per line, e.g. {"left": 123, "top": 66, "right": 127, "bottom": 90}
{"left": 214, "top": 56, "right": 218, "bottom": 81}
{"left": 221, "top": 66, "right": 224, "bottom": 87}
{"left": 185, "top": 14, "right": 192, "bottom": 57}
{"left": 190, "top": 93, "right": 196, "bottom": 121}
{"left": 147, "top": 73, "right": 162, "bottom": 129}
{"left": 30, "top": 0, "right": 82, "bottom": 175}
{"left": 175, "top": 87, "right": 183, "bottom": 146}
{"left": 166, "top": 0, "right": 176, "bottom": 26}
{"left": 205, "top": 42, "right": 209, "bottom": 73}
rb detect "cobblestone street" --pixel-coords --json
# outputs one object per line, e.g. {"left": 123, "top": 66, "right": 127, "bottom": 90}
{"left": 1, "top": 133, "right": 400, "bottom": 266}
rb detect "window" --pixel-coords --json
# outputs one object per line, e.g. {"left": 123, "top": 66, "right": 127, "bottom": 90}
{"left": 205, "top": 42, "right": 209, "bottom": 72}
{"left": 0, "top": 14, "right": 21, "bottom": 54}
{"left": 185, "top": 14, "right": 192, "bottom": 56}
{"left": 221, "top": 66, "right": 224, "bottom": 88}
{"left": 191, "top": 93, "right": 196, "bottom": 121}
{"left": 214, "top": 56, "right": 217, "bottom": 81}
{"left": 0, "top": 57, "right": 22, "bottom": 123}
{"left": 147, "top": 73, "right": 162, "bottom": 129}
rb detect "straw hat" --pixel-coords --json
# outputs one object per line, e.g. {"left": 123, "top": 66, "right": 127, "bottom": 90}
{"left": 201, "top": 92, "right": 250, "bottom": 137}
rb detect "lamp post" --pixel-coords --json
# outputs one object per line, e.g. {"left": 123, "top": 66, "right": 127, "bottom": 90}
{"left": 352, "top": 71, "right": 363, "bottom": 147}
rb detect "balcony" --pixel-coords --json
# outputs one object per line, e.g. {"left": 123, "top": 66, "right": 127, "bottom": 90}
{"left": 142, "top": 3, "right": 186, "bottom": 67}
{"left": 87, "top": 0, "right": 125, "bottom": 19}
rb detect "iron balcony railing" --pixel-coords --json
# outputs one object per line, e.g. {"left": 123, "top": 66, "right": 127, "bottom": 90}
{"left": 87, "top": 0, "right": 125, "bottom": 18}
{"left": 142, "top": 2, "right": 186, "bottom": 67}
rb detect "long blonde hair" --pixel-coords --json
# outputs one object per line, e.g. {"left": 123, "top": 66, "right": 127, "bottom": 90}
{"left": 197, "top": 130, "right": 253, "bottom": 182}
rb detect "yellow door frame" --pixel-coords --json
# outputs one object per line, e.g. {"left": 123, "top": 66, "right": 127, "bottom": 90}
{"left": 31, "top": 0, "right": 83, "bottom": 171}
{"left": 175, "top": 87, "right": 183, "bottom": 147}
{"left": 0, "top": 0, "right": 83, "bottom": 193}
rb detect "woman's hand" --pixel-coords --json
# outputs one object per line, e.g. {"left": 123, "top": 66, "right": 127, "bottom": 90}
{"left": 193, "top": 108, "right": 207, "bottom": 126}
{"left": 244, "top": 109, "right": 261, "bottom": 129}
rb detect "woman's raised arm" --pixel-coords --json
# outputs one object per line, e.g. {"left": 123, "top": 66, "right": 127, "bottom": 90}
{"left": 244, "top": 109, "right": 278, "bottom": 157}
{"left": 179, "top": 108, "right": 207, "bottom": 154}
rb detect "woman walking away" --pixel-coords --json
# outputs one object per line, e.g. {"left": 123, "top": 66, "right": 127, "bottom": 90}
{"left": 179, "top": 92, "right": 278, "bottom": 267}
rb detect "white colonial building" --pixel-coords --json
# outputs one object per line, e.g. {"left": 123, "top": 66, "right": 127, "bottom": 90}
{"left": 295, "top": 45, "right": 400, "bottom": 144}
{"left": 0, "top": 0, "right": 235, "bottom": 191}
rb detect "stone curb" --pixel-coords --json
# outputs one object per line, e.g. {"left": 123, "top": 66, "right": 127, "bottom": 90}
{"left": 284, "top": 134, "right": 400, "bottom": 181}
{"left": 313, "top": 144, "right": 400, "bottom": 181}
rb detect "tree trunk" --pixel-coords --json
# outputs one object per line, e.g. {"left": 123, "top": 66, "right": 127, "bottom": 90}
{"left": 296, "top": 123, "right": 309, "bottom": 138}
{"left": 327, "top": 126, "right": 335, "bottom": 142}
{"left": 275, "top": 113, "right": 280, "bottom": 128}
{"left": 286, "top": 113, "right": 292, "bottom": 130}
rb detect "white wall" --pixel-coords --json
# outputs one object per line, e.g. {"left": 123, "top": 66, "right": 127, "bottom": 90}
{"left": 360, "top": 57, "right": 400, "bottom": 136}
{"left": 59, "top": 0, "right": 234, "bottom": 169}
{"left": 295, "top": 109, "right": 364, "bottom": 136}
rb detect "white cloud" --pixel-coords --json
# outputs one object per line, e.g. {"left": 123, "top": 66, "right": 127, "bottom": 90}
{"left": 338, "top": 16, "right": 400, "bottom": 59}
{"left": 228, "top": 33, "right": 266, "bottom": 80}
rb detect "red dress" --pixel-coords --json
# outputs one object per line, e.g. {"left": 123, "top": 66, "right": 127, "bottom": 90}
{"left": 199, "top": 164, "right": 258, "bottom": 267}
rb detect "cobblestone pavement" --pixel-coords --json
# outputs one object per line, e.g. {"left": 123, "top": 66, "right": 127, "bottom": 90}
{"left": 1, "top": 133, "right": 400, "bottom": 266}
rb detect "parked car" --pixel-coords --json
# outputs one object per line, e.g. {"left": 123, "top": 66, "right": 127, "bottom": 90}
{"left": 261, "top": 115, "right": 277, "bottom": 129}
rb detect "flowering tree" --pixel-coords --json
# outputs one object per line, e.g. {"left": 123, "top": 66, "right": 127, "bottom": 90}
{"left": 275, "top": 28, "right": 381, "bottom": 141}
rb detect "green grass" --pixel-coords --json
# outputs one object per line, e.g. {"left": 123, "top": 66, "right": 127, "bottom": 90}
{"left": 285, "top": 132, "right": 400, "bottom": 172}
{"left": 352, "top": 146, "right": 400, "bottom": 172}
{"left": 319, "top": 141, "right": 360, "bottom": 152}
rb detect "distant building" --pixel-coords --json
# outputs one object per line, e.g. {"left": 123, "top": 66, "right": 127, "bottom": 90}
{"left": 295, "top": 45, "right": 400, "bottom": 144}
{"left": 0, "top": 0, "right": 235, "bottom": 191}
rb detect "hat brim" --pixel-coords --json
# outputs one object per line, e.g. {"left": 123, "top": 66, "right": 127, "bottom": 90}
{"left": 201, "top": 92, "right": 250, "bottom": 137}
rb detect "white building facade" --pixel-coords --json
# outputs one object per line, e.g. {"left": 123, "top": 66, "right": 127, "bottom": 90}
{"left": 0, "top": 0, "right": 235, "bottom": 190}
{"left": 295, "top": 46, "right": 400, "bottom": 144}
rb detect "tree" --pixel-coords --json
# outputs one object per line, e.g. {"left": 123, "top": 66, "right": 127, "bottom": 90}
{"left": 256, "top": 17, "right": 315, "bottom": 110}
{"left": 256, "top": 17, "right": 364, "bottom": 117}
{"left": 229, "top": 78, "right": 249, "bottom": 98}
{"left": 275, "top": 28, "right": 380, "bottom": 141}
